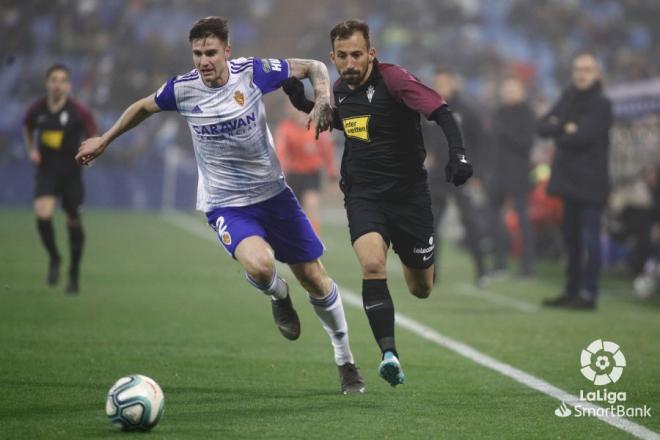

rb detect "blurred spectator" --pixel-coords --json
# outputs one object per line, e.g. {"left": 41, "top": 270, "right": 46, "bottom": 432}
{"left": 425, "top": 69, "right": 487, "bottom": 286}
{"left": 632, "top": 165, "right": 660, "bottom": 299}
{"left": 538, "top": 53, "right": 613, "bottom": 310}
{"left": 1, "top": 0, "right": 659, "bottom": 220}
{"left": 275, "top": 102, "right": 338, "bottom": 234}
{"left": 485, "top": 77, "right": 535, "bottom": 277}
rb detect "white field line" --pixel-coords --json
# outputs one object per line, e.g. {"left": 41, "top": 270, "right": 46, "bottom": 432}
{"left": 386, "top": 251, "right": 540, "bottom": 314}
{"left": 457, "top": 283, "right": 541, "bottom": 313}
{"left": 162, "top": 211, "right": 659, "bottom": 440}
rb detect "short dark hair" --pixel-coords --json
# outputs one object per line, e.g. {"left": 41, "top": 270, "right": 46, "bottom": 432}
{"left": 189, "top": 16, "right": 229, "bottom": 43}
{"left": 46, "top": 64, "right": 70, "bottom": 79}
{"left": 330, "top": 19, "right": 371, "bottom": 50}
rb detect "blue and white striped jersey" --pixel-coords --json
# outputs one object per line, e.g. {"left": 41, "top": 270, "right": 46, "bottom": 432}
{"left": 155, "top": 57, "right": 290, "bottom": 211}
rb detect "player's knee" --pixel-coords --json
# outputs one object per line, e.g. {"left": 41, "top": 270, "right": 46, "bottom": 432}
{"left": 36, "top": 213, "right": 53, "bottom": 221}
{"left": 243, "top": 252, "right": 275, "bottom": 283}
{"left": 410, "top": 281, "right": 432, "bottom": 299}
{"left": 66, "top": 213, "right": 82, "bottom": 227}
{"left": 35, "top": 205, "right": 53, "bottom": 220}
{"left": 361, "top": 257, "right": 386, "bottom": 278}
{"left": 295, "top": 264, "right": 327, "bottom": 296}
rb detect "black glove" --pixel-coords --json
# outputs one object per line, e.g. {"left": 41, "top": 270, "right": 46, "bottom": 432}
{"left": 445, "top": 148, "right": 473, "bottom": 186}
{"left": 282, "top": 77, "right": 314, "bottom": 113}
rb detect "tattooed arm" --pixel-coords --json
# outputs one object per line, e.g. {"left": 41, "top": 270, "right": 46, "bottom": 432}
{"left": 287, "top": 58, "right": 333, "bottom": 138}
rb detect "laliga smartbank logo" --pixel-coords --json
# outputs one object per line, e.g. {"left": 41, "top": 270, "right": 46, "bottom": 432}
{"left": 580, "top": 339, "right": 626, "bottom": 385}
{"left": 554, "top": 339, "right": 652, "bottom": 419}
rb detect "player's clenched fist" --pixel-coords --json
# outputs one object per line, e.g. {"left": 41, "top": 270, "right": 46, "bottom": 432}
{"left": 76, "top": 137, "right": 107, "bottom": 166}
{"left": 308, "top": 100, "right": 334, "bottom": 139}
{"left": 445, "top": 148, "right": 473, "bottom": 186}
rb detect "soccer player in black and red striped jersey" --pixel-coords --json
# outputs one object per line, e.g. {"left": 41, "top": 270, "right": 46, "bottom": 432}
{"left": 284, "top": 19, "right": 473, "bottom": 387}
{"left": 23, "top": 64, "right": 98, "bottom": 294}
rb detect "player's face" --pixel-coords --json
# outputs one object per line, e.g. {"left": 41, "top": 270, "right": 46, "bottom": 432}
{"left": 45, "top": 70, "right": 71, "bottom": 101}
{"left": 330, "top": 33, "right": 376, "bottom": 87}
{"left": 572, "top": 55, "right": 600, "bottom": 91}
{"left": 191, "top": 36, "right": 231, "bottom": 87}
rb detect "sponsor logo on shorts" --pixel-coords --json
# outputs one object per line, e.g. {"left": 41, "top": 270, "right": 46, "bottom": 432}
{"left": 215, "top": 216, "right": 231, "bottom": 246}
{"left": 413, "top": 237, "right": 435, "bottom": 255}
{"left": 342, "top": 115, "right": 371, "bottom": 142}
{"left": 415, "top": 237, "right": 435, "bottom": 261}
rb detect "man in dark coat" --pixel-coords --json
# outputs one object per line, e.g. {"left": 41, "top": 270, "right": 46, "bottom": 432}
{"left": 486, "top": 77, "right": 536, "bottom": 277}
{"left": 538, "top": 53, "right": 613, "bottom": 309}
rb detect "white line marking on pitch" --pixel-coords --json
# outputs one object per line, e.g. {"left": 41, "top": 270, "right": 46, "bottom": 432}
{"left": 457, "top": 283, "right": 541, "bottom": 313}
{"left": 386, "top": 251, "right": 539, "bottom": 313}
{"left": 162, "top": 212, "right": 660, "bottom": 440}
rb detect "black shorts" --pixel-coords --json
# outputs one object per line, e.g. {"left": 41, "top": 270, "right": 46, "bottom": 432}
{"left": 286, "top": 171, "right": 321, "bottom": 200}
{"left": 345, "top": 192, "right": 435, "bottom": 269}
{"left": 34, "top": 170, "right": 84, "bottom": 215}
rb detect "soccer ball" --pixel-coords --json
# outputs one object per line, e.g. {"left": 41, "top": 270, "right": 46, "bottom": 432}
{"left": 105, "top": 374, "right": 165, "bottom": 431}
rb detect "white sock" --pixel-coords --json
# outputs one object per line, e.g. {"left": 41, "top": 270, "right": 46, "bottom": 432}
{"left": 245, "top": 271, "right": 288, "bottom": 300}
{"left": 309, "top": 282, "right": 354, "bottom": 366}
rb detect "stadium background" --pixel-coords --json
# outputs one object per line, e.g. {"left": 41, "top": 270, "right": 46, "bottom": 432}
{"left": 2, "top": 0, "right": 660, "bottom": 207}
{"left": 1, "top": 1, "right": 660, "bottom": 438}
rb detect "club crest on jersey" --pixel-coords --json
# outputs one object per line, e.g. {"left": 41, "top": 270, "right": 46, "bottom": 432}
{"left": 221, "top": 231, "right": 232, "bottom": 245}
{"left": 234, "top": 90, "right": 245, "bottom": 106}
{"left": 366, "top": 85, "right": 375, "bottom": 103}
{"left": 342, "top": 115, "right": 371, "bottom": 142}
{"left": 60, "top": 110, "right": 69, "bottom": 126}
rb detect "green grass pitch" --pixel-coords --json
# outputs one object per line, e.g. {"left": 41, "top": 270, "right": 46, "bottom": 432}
{"left": 1, "top": 208, "right": 658, "bottom": 439}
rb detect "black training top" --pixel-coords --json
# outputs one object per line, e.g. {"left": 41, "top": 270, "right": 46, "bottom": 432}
{"left": 24, "top": 97, "right": 97, "bottom": 173}
{"left": 333, "top": 59, "right": 446, "bottom": 200}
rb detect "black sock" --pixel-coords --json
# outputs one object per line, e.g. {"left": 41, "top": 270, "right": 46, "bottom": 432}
{"left": 67, "top": 224, "right": 84, "bottom": 280}
{"left": 37, "top": 218, "right": 60, "bottom": 262}
{"left": 362, "top": 279, "right": 398, "bottom": 358}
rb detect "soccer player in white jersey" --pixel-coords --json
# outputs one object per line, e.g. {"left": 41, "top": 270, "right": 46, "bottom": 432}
{"left": 75, "top": 16, "right": 365, "bottom": 394}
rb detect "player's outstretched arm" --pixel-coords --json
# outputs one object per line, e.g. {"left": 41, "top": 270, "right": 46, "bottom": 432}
{"left": 430, "top": 105, "right": 473, "bottom": 186}
{"left": 75, "top": 94, "right": 160, "bottom": 166}
{"left": 287, "top": 59, "right": 333, "bottom": 139}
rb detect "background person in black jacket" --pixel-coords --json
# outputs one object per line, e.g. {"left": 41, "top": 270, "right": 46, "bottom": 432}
{"left": 425, "top": 69, "right": 488, "bottom": 287}
{"left": 486, "top": 77, "right": 536, "bottom": 277}
{"left": 537, "top": 53, "right": 613, "bottom": 310}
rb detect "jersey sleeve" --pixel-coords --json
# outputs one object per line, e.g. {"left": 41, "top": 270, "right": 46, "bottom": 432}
{"left": 23, "top": 99, "right": 42, "bottom": 130}
{"left": 72, "top": 100, "right": 99, "bottom": 137}
{"left": 154, "top": 77, "right": 178, "bottom": 111}
{"left": 380, "top": 64, "right": 446, "bottom": 119}
{"left": 252, "top": 58, "right": 289, "bottom": 95}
